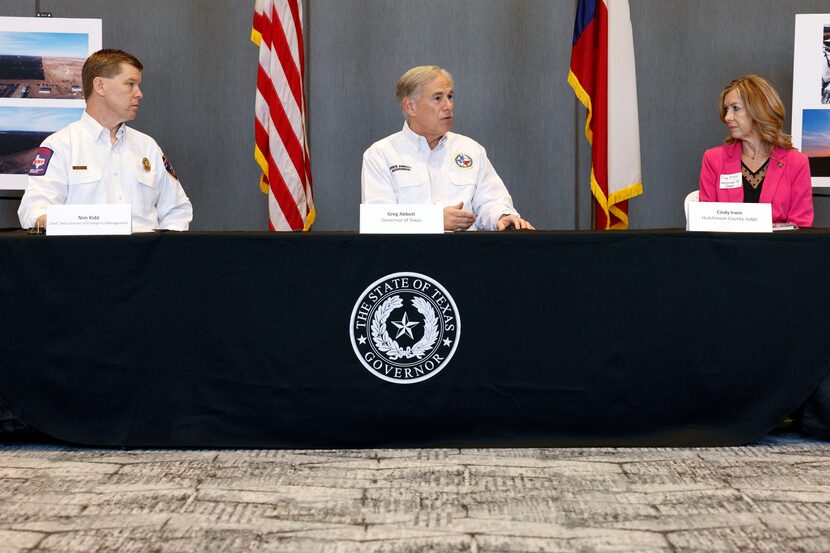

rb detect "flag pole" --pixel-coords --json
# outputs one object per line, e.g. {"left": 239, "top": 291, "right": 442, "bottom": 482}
{"left": 574, "top": 93, "right": 581, "bottom": 230}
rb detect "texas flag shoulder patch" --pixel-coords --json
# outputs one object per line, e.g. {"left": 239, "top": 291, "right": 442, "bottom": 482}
{"left": 29, "top": 147, "right": 54, "bottom": 176}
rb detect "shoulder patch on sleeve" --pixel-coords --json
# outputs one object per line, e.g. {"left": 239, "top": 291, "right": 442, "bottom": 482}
{"left": 162, "top": 153, "right": 178, "bottom": 180}
{"left": 29, "top": 147, "right": 54, "bottom": 176}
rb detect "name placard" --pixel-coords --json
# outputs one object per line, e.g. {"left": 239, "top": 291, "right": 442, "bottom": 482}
{"left": 687, "top": 202, "right": 772, "bottom": 233}
{"left": 46, "top": 204, "right": 132, "bottom": 236}
{"left": 360, "top": 204, "right": 443, "bottom": 234}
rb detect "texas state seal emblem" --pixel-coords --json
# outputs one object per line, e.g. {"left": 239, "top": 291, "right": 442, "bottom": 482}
{"left": 349, "top": 272, "right": 461, "bottom": 384}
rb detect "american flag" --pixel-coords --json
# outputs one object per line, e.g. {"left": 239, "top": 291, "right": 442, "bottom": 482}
{"left": 252, "top": 0, "right": 315, "bottom": 231}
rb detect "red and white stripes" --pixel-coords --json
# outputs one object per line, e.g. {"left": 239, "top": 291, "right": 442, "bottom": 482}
{"left": 253, "top": 0, "right": 314, "bottom": 231}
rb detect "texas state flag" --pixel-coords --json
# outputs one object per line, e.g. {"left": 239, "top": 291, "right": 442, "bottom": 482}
{"left": 568, "top": 0, "right": 643, "bottom": 230}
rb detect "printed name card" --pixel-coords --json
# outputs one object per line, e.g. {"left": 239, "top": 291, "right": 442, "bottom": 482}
{"left": 687, "top": 202, "right": 772, "bottom": 233}
{"left": 360, "top": 204, "right": 443, "bottom": 234}
{"left": 46, "top": 204, "right": 132, "bottom": 236}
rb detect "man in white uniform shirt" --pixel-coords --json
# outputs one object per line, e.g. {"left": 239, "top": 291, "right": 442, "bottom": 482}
{"left": 18, "top": 49, "right": 192, "bottom": 232}
{"left": 361, "top": 65, "right": 533, "bottom": 232}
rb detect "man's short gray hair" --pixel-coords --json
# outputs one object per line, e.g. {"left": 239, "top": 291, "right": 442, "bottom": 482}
{"left": 395, "top": 65, "right": 454, "bottom": 106}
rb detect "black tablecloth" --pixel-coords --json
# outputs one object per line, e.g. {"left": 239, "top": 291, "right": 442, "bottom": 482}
{"left": 1, "top": 230, "right": 828, "bottom": 447}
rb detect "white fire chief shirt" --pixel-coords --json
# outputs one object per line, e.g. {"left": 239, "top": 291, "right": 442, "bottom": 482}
{"left": 18, "top": 111, "right": 192, "bottom": 232}
{"left": 361, "top": 122, "right": 519, "bottom": 231}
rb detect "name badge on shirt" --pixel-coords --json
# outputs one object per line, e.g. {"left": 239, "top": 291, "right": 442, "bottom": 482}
{"left": 719, "top": 173, "right": 742, "bottom": 189}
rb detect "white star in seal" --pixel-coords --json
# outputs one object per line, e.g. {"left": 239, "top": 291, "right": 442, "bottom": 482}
{"left": 357, "top": 335, "right": 367, "bottom": 345}
{"left": 391, "top": 312, "right": 420, "bottom": 340}
{"left": 443, "top": 338, "right": 452, "bottom": 347}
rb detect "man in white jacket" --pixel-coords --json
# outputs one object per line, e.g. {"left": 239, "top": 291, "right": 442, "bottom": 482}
{"left": 361, "top": 65, "right": 533, "bottom": 232}
{"left": 18, "top": 49, "right": 192, "bottom": 232}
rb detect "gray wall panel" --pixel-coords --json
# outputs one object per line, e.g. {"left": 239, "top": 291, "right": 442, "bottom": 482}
{"left": 1, "top": 0, "right": 829, "bottom": 230}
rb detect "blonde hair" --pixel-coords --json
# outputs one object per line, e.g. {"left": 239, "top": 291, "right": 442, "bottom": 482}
{"left": 719, "top": 75, "right": 793, "bottom": 149}
{"left": 395, "top": 65, "right": 453, "bottom": 107}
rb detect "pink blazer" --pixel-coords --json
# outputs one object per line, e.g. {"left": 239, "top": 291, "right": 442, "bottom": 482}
{"left": 699, "top": 141, "right": 814, "bottom": 227}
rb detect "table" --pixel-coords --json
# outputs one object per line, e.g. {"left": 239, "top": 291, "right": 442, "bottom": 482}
{"left": 1, "top": 230, "right": 828, "bottom": 447}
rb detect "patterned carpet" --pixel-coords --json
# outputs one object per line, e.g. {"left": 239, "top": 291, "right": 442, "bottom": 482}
{"left": 0, "top": 434, "right": 828, "bottom": 552}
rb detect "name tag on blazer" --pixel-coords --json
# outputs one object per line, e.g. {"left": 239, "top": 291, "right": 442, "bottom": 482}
{"left": 719, "top": 173, "right": 742, "bottom": 189}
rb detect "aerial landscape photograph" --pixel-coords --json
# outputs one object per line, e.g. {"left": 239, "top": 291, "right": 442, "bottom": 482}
{"left": 0, "top": 106, "right": 82, "bottom": 174}
{"left": 0, "top": 30, "right": 87, "bottom": 99}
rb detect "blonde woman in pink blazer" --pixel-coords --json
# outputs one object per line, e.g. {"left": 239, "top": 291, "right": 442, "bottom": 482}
{"left": 699, "top": 75, "right": 814, "bottom": 227}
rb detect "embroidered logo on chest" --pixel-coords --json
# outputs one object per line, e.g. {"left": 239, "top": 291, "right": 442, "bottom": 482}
{"left": 454, "top": 153, "right": 473, "bottom": 169}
